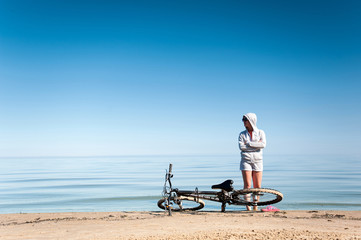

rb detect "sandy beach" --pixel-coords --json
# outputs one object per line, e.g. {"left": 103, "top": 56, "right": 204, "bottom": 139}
{"left": 0, "top": 210, "right": 360, "bottom": 240}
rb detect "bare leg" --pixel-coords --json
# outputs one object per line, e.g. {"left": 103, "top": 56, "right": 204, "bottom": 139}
{"left": 252, "top": 171, "right": 262, "bottom": 188}
{"left": 252, "top": 171, "right": 263, "bottom": 211}
{"left": 242, "top": 170, "right": 252, "bottom": 211}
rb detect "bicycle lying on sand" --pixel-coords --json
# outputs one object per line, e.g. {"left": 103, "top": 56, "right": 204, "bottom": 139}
{"left": 157, "top": 164, "right": 283, "bottom": 215}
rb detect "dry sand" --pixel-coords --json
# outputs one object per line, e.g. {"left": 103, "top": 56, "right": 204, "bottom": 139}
{"left": 1, "top": 210, "right": 360, "bottom": 239}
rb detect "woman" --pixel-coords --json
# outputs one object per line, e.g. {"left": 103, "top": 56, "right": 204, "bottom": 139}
{"left": 238, "top": 113, "right": 266, "bottom": 211}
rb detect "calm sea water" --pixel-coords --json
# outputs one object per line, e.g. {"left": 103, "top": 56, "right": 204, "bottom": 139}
{"left": 1, "top": 154, "right": 360, "bottom": 213}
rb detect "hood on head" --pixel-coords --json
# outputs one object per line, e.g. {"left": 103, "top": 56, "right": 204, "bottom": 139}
{"left": 244, "top": 113, "right": 258, "bottom": 131}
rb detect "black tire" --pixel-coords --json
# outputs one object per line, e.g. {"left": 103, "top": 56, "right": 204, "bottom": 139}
{"left": 232, "top": 188, "right": 283, "bottom": 206}
{"left": 157, "top": 196, "right": 205, "bottom": 211}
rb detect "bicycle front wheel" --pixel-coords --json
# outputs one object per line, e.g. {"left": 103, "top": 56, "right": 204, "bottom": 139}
{"left": 157, "top": 196, "right": 205, "bottom": 211}
{"left": 232, "top": 188, "right": 283, "bottom": 206}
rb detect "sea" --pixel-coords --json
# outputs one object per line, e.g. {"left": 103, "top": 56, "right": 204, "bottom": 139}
{"left": 1, "top": 154, "right": 360, "bottom": 214}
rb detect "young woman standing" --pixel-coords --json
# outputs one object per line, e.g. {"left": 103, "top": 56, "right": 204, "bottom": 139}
{"left": 238, "top": 113, "right": 266, "bottom": 211}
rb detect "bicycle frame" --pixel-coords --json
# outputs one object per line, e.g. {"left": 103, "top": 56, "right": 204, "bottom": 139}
{"left": 175, "top": 189, "right": 254, "bottom": 205}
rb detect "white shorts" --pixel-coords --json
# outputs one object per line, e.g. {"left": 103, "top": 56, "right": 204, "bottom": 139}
{"left": 240, "top": 159, "right": 263, "bottom": 172}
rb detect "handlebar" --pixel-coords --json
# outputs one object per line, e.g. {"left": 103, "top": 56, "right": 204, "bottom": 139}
{"left": 169, "top": 163, "right": 173, "bottom": 174}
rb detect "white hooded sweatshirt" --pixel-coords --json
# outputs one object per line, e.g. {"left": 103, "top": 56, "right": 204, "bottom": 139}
{"left": 238, "top": 113, "right": 266, "bottom": 162}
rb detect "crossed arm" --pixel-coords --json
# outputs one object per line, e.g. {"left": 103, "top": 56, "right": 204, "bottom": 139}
{"left": 239, "top": 132, "right": 266, "bottom": 152}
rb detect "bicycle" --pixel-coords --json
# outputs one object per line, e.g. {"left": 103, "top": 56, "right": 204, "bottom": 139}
{"left": 157, "top": 164, "right": 283, "bottom": 215}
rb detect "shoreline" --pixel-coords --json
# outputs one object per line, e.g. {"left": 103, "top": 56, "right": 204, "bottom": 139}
{"left": 1, "top": 210, "right": 360, "bottom": 239}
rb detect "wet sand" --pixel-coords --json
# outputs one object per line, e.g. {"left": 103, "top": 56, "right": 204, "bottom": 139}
{"left": 1, "top": 210, "right": 360, "bottom": 239}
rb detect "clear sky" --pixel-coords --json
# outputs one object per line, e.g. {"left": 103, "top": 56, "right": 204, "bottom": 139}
{"left": 0, "top": 0, "right": 360, "bottom": 157}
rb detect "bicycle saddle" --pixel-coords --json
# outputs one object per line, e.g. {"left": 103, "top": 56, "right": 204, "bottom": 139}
{"left": 211, "top": 179, "right": 234, "bottom": 192}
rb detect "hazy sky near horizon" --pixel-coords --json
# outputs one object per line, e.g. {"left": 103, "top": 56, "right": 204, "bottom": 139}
{"left": 1, "top": 0, "right": 360, "bottom": 157}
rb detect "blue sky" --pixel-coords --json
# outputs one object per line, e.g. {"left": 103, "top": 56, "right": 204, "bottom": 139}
{"left": 0, "top": 0, "right": 360, "bottom": 157}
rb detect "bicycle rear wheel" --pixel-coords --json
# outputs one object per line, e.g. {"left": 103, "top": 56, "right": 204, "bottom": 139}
{"left": 157, "top": 196, "right": 205, "bottom": 211}
{"left": 232, "top": 188, "right": 283, "bottom": 206}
